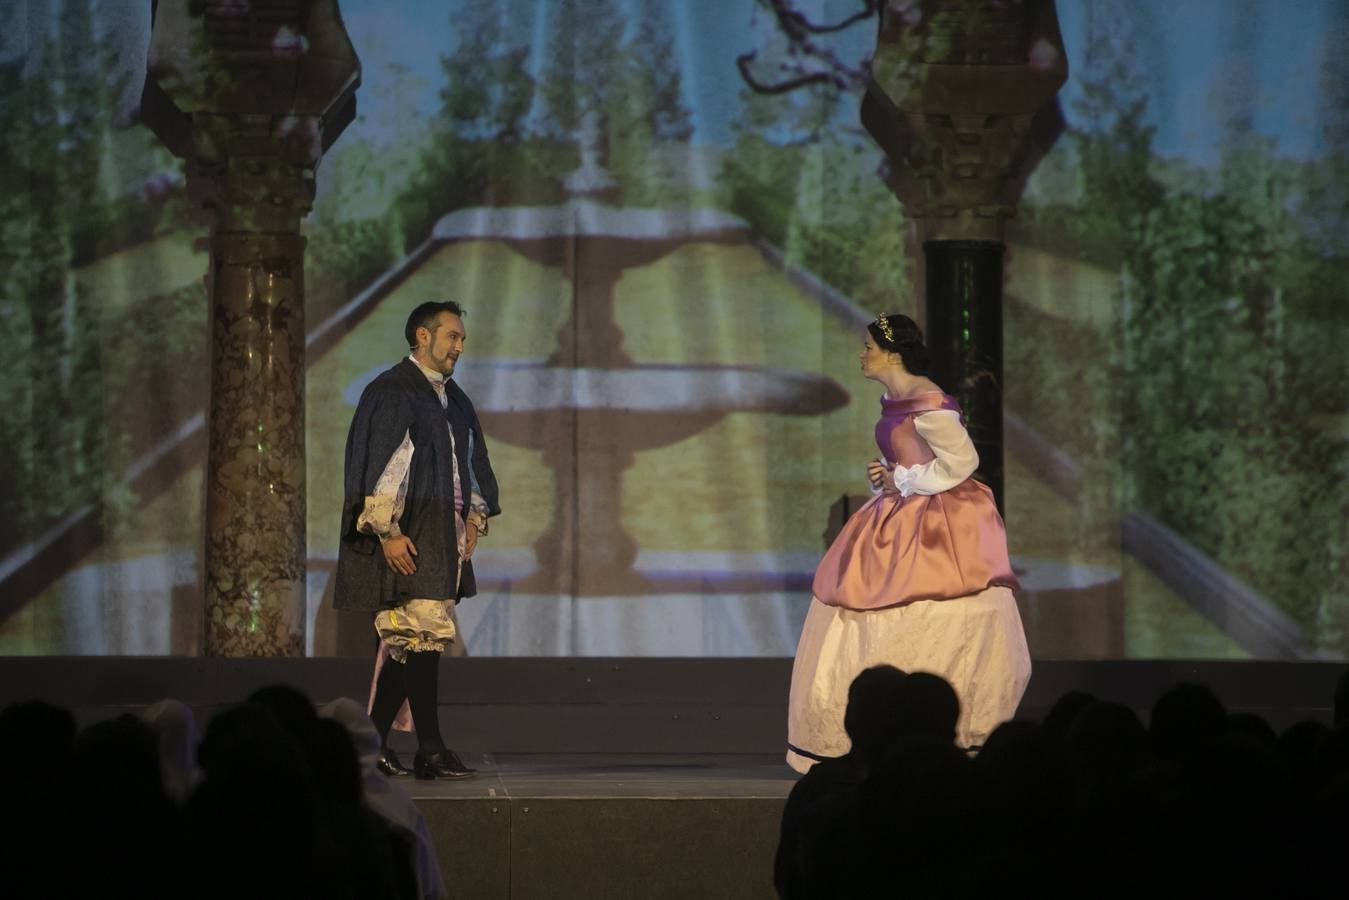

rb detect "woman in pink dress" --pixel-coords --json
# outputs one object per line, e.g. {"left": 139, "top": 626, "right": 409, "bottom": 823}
{"left": 786, "top": 313, "right": 1030, "bottom": 772}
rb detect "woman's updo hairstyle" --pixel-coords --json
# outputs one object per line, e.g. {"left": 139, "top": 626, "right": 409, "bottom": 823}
{"left": 867, "top": 313, "right": 931, "bottom": 376}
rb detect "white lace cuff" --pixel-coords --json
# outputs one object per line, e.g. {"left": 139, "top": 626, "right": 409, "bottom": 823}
{"left": 892, "top": 464, "right": 923, "bottom": 498}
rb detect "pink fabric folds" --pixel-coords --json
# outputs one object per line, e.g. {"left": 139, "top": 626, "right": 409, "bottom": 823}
{"left": 812, "top": 480, "right": 1018, "bottom": 610}
{"left": 813, "top": 391, "right": 1019, "bottom": 611}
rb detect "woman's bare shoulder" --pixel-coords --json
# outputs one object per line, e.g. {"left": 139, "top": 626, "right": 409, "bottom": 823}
{"left": 899, "top": 378, "right": 945, "bottom": 399}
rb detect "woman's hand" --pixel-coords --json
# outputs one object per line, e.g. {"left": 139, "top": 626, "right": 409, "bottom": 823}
{"left": 867, "top": 458, "right": 891, "bottom": 492}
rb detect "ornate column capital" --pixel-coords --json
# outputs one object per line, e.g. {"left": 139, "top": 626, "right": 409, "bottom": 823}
{"left": 141, "top": 0, "right": 360, "bottom": 233}
{"left": 862, "top": 0, "right": 1068, "bottom": 242}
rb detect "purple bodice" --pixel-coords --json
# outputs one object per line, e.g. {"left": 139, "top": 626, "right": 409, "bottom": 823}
{"left": 875, "top": 391, "right": 962, "bottom": 465}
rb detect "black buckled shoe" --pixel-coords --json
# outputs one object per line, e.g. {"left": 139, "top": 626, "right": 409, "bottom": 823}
{"left": 376, "top": 747, "right": 412, "bottom": 777}
{"left": 413, "top": 748, "right": 478, "bottom": 780}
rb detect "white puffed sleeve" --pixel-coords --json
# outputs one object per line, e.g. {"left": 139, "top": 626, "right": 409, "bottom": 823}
{"left": 892, "top": 410, "right": 978, "bottom": 497}
{"left": 357, "top": 429, "right": 414, "bottom": 541}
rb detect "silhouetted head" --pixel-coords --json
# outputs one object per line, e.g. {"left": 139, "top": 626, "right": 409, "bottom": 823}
{"left": 1066, "top": 701, "right": 1151, "bottom": 791}
{"left": 857, "top": 735, "right": 976, "bottom": 893}
{"left": 864, "top": 735, "right": 975, "bottom": 821}
{"left": 319, "top": 697, "right": 381, "bottom": 777}
{"left": 843, "top": 665, "right": 909, "bottom": 763}
{"left": 977, "top": 720, "right": 1070, "bottom": 824}
{"left": 197, "top": 702, "right": 303, "bottom": 780}
{"left": 1151, "top": 682, "right": 1227, "bottom": 762}
{"left": 247, "top": 684, "right": 319, "bottom": 742}
{"left": 896, "top": 672, "right": 961, "bottom": 745}
{"left": 1206, "top": 733, "right": 1286, "bottom": 812}
{"left": 74, "top": 714, "right": 167, "bottom": 798}
{"left": 1335, "top": 667, "right": 1349, "bottom": 730}
{"left": 979, "top": 720, "right": 1053, "bottom": 777}
{"left": 70, "top": 716, "right": 182, "bottom": 897}
{"left": 1313, "top": 726, "right": 1349, "bottom": 783}
{"left": 141, "top": 699, "right": 199, "bottom": 803}
{"left": 190, "top": 704, "right": 315, "bottom": 898}
{"left": 1278, "top": 719, "right": 1331, "bottom": 799}
{"left": 308, "top": 717, "right": 363, "bottom": 809}
{"left": 1043, "top": 690, "right": 1097, "bottom": 741}
{"left": 0, "top": 700, "right": 77, "bottom": 783}
{"left": 1226, "top": 712, "right": 1277, "bottom": 748}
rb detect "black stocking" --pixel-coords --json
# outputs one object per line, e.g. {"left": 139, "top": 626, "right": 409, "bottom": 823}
{"left": 369, "top": 657, "right": 407, "bottom": 747}
{"left": 404, "top": 649, "right": 445, "bottom": 753}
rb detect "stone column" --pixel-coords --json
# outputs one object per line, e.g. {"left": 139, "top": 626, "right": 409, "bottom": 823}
{"left": 140, "top": 1, "right": 359, "bottom": 656}
{"left": 861, "top": 0, "right": 1068, "bottom": 512}
{"left": 204, "top": 214, "right": 308, "bottom": 657}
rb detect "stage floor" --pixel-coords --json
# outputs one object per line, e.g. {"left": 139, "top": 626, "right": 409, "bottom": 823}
{"left": 398, "top": 751, "right": 795, "bottom": 800}
{"left": 401, "top": 752, "right": 794, "bottom": 900}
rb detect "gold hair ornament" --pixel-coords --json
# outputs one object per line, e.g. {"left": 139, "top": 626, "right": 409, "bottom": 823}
{"left": 874, "top": 314, "right": 895, "bottom": 345}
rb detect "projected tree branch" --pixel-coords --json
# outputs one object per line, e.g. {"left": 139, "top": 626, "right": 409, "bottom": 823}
{"left": 736, "top": 0, "right": 880, "bottom": 95}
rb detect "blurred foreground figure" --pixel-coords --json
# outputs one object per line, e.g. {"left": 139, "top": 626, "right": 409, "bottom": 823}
{"left": 322, "top": 698, "right": 448, "bottom": 900}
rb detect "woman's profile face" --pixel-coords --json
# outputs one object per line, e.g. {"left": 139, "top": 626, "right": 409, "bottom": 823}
{"left": 860, "top": 333, "right": 893, "bottom": 381}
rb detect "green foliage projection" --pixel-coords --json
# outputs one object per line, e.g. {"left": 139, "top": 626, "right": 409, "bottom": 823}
{"left": 1032, "top": 9, "right": 1349, "bottom": 654}
{"left": 393, "top": 0, "right": 698, "bottom": 248}
{"left": 0, "top": 0, "right": 187, "bottom": 554}
{"left": 717, "top": 85, "right": 912, "bottom": 315}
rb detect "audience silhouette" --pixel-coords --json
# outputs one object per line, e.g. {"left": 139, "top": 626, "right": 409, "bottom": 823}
{"left": 775, "top": 667, "right": 1349, "bottom": 899}
{"left": 0, "top": 685, "right": 446, "bottom": 898}
{"left": 2, "top": 666, "right": 1345, "bottom": 899}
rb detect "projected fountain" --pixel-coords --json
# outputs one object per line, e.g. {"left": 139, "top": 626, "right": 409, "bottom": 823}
{"left": 436, "top": 114, "right": 847, "bottom": 594}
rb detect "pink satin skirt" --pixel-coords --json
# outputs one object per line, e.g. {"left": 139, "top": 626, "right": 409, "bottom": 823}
{"left": 812, "top": 480, "right": 1019, "bottom": 611}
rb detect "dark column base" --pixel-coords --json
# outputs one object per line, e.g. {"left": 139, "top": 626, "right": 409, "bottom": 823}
{"left": 923, "top": 240, "right": 1006, "bottom": 513}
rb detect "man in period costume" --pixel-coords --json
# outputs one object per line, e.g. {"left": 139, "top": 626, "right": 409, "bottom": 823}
{"left": 334, "top": 300, "right": 500, "bottom": 780}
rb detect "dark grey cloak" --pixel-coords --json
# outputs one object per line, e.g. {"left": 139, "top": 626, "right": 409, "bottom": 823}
{"left": 333, "top": 358, "right": 500, "bottom": 611}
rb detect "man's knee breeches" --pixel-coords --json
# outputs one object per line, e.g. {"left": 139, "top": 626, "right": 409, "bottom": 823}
{"left": 374, "top": 599, "right": 457, "bottom": 661}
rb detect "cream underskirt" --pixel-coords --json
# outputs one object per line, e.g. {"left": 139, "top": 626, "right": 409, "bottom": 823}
{"left": 786, "top": 585, "right": 1031, "bottom": 773}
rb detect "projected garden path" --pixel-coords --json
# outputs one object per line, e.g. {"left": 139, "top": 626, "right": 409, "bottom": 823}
{"left": 0, "top": 224, "right": 1246, "bottom": 657}
{"left": 0, "top": 198, "right": 1246, "bottom": 658}
{"left": 420, "top": 118, "right": 850, "bottom": 595}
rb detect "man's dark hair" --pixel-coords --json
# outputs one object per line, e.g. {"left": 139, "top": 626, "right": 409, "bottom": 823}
{"left": 405, "top": 301, "right": 465, "bottom": 349}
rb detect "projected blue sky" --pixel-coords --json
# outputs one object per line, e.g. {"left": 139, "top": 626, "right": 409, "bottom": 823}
{"left": 2, "top": 0, "right": 1337, "bottom": 163}
{"left": 332, "top": 0, "right": 1342, "bottom": 161}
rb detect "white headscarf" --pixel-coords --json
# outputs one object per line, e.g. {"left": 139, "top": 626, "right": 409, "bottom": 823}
{"left": 139, "top": 698, "right": 198, "bottom": 803}
{"left": 319, "top": 698, "right": 448, "bottom": 900}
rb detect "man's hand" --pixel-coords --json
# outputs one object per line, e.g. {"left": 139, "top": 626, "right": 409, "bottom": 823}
{"left": 463, "top": 521, "right": 480, "bottom": 560}
{"left": 382, "top": 535, "right": 418, "bottom": 575}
